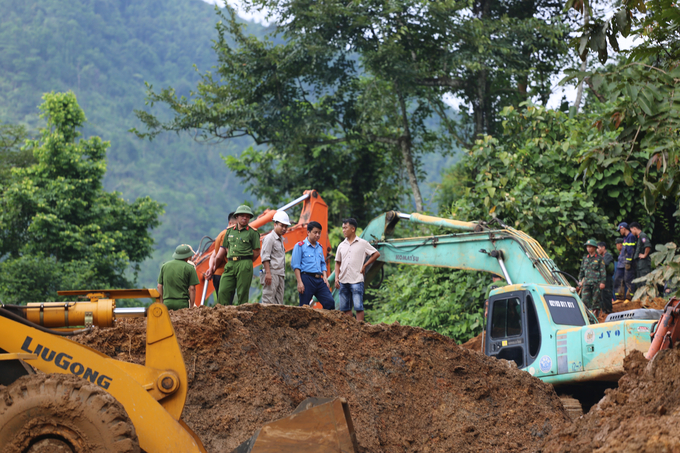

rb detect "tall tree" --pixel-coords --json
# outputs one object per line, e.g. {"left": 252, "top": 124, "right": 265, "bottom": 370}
{"left": 0, "top": 123, "right": 34, "bottom": 185}
{"left": 0, "top": 92, "right": 163, "bottom": 303}
{"left": 136, "top": 1, "right": 568, "bottom": 213}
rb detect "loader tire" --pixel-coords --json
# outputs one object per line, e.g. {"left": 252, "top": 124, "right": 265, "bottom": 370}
{"left": 0, "top": 373, "right": 140, "bottom": 453}
{"left": 559, "top": 396, "right": 583, "bottom": 421}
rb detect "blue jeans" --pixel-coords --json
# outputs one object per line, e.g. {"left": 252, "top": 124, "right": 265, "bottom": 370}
{"left": 298, "top": 273, "right": 335, "bottom": 310}
{"left": 339, "top": 282, "right": 364, "bottom": 312}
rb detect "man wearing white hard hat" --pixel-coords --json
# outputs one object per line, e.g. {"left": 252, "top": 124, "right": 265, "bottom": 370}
{"left": 260, "top": 210, "right": 291, "bottom": 304}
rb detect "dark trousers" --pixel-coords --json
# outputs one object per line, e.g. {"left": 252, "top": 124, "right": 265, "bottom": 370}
{"left": 613, "top": 267, "right": 625, "bottom": 300}
{"left": 298, "top": 273, "right": 335, "bottom": 310}
{"left": 212, "top": 274, "right": 221, "bottom": 297}
{"left": 624, "top": 263, "right": 637, "bottom": 299}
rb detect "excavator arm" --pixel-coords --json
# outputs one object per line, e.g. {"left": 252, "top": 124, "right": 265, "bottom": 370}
{"left": 192, "top": 190, "right": 330, "bottom": 306}
{"left": 328, "top": 211, "right": 570, "bottom": 288}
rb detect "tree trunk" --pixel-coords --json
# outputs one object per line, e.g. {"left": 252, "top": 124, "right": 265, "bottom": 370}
{"left": 574, "top": 5, "right": 589, "bottom": 111}
{"left": 396, "top": 89, "right": 424, "bottom": 212}
{"left": 473, "top": 0, "right": 490, "bottom": 138}
{"left": 474, "top": 70, "right": 487, "bottom": 138}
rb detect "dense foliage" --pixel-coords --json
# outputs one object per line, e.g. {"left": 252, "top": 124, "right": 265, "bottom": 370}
{"left": 135, "top": 0, "right": 569, "bottom": 214}
{"left": 368, "top": 267, "right": 488, "bottom": 342}
{"left": 0, "top": 123, "right": 35, "bottom": 185}
{"left": 371, "top": 0, "right": 680, "bottom": 340}
{"left": 0, "top": 92, "right": 162, "bottom": 303}
{"left": 0, "top": 0, "right": 271, "bottom": 286}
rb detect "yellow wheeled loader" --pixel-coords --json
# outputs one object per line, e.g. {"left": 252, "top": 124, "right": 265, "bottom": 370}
{"left": 0, "top": 289, "right": 358, "bottom": 453}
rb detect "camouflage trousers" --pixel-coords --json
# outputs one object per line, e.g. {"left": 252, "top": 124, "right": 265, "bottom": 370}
{"left": 581, "top": 284, "right": 601, "bottom": 310}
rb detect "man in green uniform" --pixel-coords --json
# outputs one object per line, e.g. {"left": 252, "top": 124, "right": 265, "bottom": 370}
{"left": 597, "top": 241, "right": 615, "bottom": 314}
{"left": 629, "top": 222, "right": 652, "bottom": 280}
{"left": 157, "top": 244, "right": 200, "bottom": 310}
{"left": 211, "top": 205, "right": 261, "bottom": 305}
{"left": 577, "top": 239, "right": 607, "bottom": 311}
{"left": 484, "top": 274, "right": 507, "bottom": 318}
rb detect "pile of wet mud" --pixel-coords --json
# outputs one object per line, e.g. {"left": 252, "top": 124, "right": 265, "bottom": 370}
{"left": 612, "top": 296, "right": 667, "bottom": 313}
{"left": 541, "top": 349, "right": 680, "bottom": 452}
{"left": 77, "top": 304, "right": 569, "bottom": 452}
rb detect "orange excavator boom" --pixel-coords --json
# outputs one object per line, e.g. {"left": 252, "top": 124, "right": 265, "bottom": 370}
{"left": 192, "top": 190, "right": 330, "bottom": 306}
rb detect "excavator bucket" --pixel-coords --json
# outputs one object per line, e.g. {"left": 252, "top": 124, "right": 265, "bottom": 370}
{"left": 233, "top": 397, "right": 358, "bottom": 453}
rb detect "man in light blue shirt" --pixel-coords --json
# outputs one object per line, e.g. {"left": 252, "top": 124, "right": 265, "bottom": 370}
{"left": 291, "top": 221, "right": 335, "bottom": 309}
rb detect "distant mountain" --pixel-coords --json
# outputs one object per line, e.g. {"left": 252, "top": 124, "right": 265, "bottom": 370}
{"left": 0, "top": 0, "right": 268, "bottom": 286}
{"left": 0, "top": 0, "right": 456, "bottom": 290}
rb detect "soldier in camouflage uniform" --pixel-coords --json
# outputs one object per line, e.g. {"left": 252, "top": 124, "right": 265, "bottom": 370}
{"left": 597, "top": 241, "right": 615, "bottom": 314}
{"left": 578, "top": 239, "right": 607, "bottom": 311}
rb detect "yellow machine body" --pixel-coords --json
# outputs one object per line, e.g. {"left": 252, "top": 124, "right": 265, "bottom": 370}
{"left": 0, "top": 290, "right": 207, "bottom": 452}
{"left": 0, "top": 289, "right": 357, "bottom": 453}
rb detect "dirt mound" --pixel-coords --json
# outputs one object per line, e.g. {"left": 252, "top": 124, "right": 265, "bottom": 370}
{"left": 461, "top": 332, "right": 484, "bottom": 351}
{"left": 541, "top": 349, "right": 680, "bottom": 452}
{"left": 77, "top": 304, "right": 569, "bottom": 452}
{"left": 612, "top": 297, "right": 667, "bottom": 313}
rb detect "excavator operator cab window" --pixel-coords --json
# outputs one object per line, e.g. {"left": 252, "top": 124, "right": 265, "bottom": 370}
{"left": 487, "top": 293, "right": 528, "bottom": 369}
{"left": 526, "top": 294, "right": 541, "bottom": 362}
{"left": 491, "top": 298, "right": 522, "bottom": 339}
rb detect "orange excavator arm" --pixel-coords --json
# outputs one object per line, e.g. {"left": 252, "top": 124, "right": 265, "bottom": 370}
{"left": 192, "top": 190, "right": 330, "bottom": 306}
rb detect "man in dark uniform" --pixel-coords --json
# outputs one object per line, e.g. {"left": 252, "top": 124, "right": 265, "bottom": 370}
{"left": 613, "top": 237, "right": 625, "bottom": 297}
{"left": 614, "top": 222, "right": 637, "bottom": 300}
{"left": 597, "top": 241, "right": 614, "bottom": 314}
{"left": 157, "top": 244, "right": 200, "bottom": 310}
{"left": 291, "top": 221, "right": 335, "bottom": 309}
{"left": 577, "top": 239, "right": 606, "bottom": 311}
{"left": 211, "top": 205, "right": 261, "bottom": 306}
{"left": 629, "top": 222, "right": 652, "bottom": 280}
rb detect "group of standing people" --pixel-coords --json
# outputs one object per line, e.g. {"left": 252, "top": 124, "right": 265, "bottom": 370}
{"left": 157, "top": 204, "right": 381, "bottom": 320}
{"left": 577, "top": 221, "right": 652, "bottom": 314}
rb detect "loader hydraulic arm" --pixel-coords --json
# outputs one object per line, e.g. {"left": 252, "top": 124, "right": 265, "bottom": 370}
{"left": 0, "top": 289, "right": 207, "bottom": 452}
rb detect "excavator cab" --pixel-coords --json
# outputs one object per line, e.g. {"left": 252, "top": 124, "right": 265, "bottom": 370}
{"left": 485, "top": 289, "right": 543, "bottom": 369}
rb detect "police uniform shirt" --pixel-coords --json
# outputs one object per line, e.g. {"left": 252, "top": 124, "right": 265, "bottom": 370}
{"left": 158, "top": 259, "right": 200, "bottom": 300}
{"left": 636, "top": 232, "right": 652, "bottom": 264}
{"left": 222, "top": 225, "right": 260, "bottom": 258}
{"left": 291, "top": 238, "right": 327, "bottom": 274}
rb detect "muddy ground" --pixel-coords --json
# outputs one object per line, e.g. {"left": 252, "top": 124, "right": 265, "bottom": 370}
{"left": 77, "top": 304, "right": 569, "bottom": 452}
{"left": 540, "top": 349, "right": 680, "bottom": 453}
{"left": 77, "top": 301, "right": 680, "bottom": 452}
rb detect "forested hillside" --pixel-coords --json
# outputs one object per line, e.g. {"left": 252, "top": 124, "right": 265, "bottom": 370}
{"left": 0, "top": 0, "right": 455, "bottom": 288}
{"left": 0, "top": 0, "right": 267, "bottom": 286}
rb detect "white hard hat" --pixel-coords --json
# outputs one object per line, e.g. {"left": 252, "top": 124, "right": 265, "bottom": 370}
{"left": 273, "top": 210, "right": 291, "bottom": 226}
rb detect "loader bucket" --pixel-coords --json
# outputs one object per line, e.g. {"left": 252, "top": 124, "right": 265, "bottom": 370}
{"left": 232, "top": 397, "right": 358, "bottom": 453}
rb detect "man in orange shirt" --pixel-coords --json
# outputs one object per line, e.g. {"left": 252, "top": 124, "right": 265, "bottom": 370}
{"left": 206, "top": 212, "right": 235, "bottom": 297}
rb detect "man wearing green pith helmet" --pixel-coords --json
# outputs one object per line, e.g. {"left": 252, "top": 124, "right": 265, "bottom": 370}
{"left": 209, "top": 205, "right": 261, "bottom": 305}
{"left": 157, "top": 244, "right": 200, "bottom": 310}
{"left": 577, "top": 239, "right": 607, "bottom": 311}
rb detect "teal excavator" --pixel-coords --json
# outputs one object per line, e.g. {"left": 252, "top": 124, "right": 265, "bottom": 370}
{"left": 329, "top": 211, "right": 658, "bottom": 414}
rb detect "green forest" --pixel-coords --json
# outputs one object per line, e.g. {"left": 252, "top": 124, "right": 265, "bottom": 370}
{"left": 1, "top": 0, "right": 680, "bottom": 342}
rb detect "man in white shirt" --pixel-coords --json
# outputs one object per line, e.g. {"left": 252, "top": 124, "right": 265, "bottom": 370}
{"left": 334, "top": 218, "right": 381, "bottom": 321}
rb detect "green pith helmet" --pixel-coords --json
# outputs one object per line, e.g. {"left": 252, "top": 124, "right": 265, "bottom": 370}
{"left": 173, "top": 244, "right": 195, "bottom": 260}
{"left": 584, "top": 239, "right": 598, "bottom": 247}
{"left": 234, "top": 205, "right": 254, "bottom": 217}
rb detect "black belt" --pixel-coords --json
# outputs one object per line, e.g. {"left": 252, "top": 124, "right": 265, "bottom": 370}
{"left": 301, "top": 271, "right": 323, "bottom": 279}
{"left": 229, "top": 256, "right": 252, "bottom": 261}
